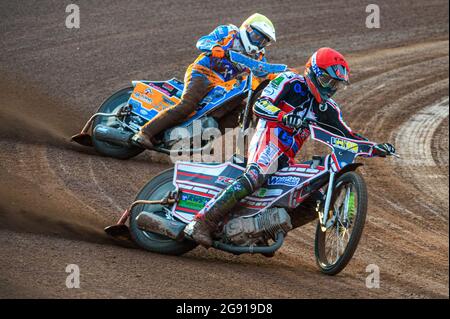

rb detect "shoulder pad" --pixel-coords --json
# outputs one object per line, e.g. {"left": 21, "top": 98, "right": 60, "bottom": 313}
{"left": 269, "top": 71, "right": 301, "bottom": 87}
{"left": 215, "top": 25, "right": 232, "bottom": 37}
{"left": 266, "top": 72, "right": 297, "bottom": 93}
{"left": 281, "top": 71, "right": 301, "bottom": 80}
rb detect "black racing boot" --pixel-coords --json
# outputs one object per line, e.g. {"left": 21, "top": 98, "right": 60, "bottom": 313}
{"left": 190, "top": 174, "right": 255, "bottom": 247}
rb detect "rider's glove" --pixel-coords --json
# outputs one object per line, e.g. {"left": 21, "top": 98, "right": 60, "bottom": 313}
{"left": 373, "top": 143, "right": 396, "bottom": 157}
{"left": 281, "top": 113, "right": 304, "bottom": 129}
{"left": 211, "top": 46, "right": 225, "bottom": 58}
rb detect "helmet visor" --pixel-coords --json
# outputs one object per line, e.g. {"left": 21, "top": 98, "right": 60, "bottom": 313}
{"left": 317, "top": 72, "right": 347, "bottom": 90}
{"left": 247, "top": 27, "right": 270, "bottom": 49}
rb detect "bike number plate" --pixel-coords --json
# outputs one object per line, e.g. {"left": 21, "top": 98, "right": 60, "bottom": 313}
{"left": 128, "top": 82, "right": 180, "bottom": 121}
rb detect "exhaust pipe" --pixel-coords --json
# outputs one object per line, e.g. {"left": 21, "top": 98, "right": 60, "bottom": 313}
{"left": 93, "top": 125, "right": 134, "bottom": 147}
{"left": 136, "top": 211, "right": 186, "bottom": 240}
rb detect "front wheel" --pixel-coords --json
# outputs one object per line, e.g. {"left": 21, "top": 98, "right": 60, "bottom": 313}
{"left": 129, "top": 168, "right": 197, "bottom": 255}
{"left": 92, "top": 86, "right": 144, "bottom": 160}
{"left": 314, "top": 171, "right": 368, "bottom": 275}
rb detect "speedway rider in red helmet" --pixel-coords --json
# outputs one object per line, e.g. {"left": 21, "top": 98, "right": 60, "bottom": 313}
{"left": 187, "top": 47, "right": 396, "bottom": 247}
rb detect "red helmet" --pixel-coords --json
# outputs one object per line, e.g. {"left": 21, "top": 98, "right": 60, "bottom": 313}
{"left": 304, "top": 48, "right": 350, "bottom": 103}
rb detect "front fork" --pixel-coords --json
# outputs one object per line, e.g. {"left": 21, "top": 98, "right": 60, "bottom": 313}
{"left": 319, "top": 170, "right": 354, "bottom": 231}
{"left": 319, "top": 171, "right": 336, "bottom": 231}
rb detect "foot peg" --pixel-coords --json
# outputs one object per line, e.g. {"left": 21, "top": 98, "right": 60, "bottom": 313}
{"left": 71, "top": 133, "right": 93, "bottom": 147}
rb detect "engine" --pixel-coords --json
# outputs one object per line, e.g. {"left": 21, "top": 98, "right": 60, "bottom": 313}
{"left": 223, "top": 208, "right": 292, "bottom": 246}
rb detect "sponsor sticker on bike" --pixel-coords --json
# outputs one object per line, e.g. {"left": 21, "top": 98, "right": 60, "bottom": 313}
{"left": 331, "top": 137, "right": 359, "bottom": 153}
{"left": 178, "top": 193, "right": 209, "bottom": 211}
{"left": 265, "top": 104, "right": 280, "bottom": 114}
{"left": 162, "top": 95, "right": 176, "bottom": 106}
{"left": 257, "top": 188, "right": 267, "bottom": 197}
{"left": 162, "top": 82, "right": 174, "bottom": 91}
{"left": 268, "top": 176, "right": 301, "bottom": 187}
{"left": 258, "top": 99, "right": 279, "bottom": 114}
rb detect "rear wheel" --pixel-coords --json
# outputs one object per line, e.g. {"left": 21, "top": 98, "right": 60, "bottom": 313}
{"left": 92, "top": 86, "right": 144, "bottom": 159}
{"left": 314, "top": 171, "right": 368, "bottom": 275}
{"left": 129, "top": 168, "right": 197, "bottom": 255}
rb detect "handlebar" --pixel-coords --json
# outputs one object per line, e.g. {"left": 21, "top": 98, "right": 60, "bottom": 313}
{"left": 372, "top": 143, "right": 399, "bottom": 158}
{"left": 206, "top": 50, "right": 287, "bottom": 74}
{"left": 304, "top": 119, "right": 399, "bottom": 158}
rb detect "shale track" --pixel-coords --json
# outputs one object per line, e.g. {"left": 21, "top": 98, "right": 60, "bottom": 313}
{"left": 0, "top": 0, "right": 448, "bottom": 298}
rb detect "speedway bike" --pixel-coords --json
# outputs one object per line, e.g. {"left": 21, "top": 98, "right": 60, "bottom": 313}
{"left": 105, "top": 119, "right": 397, "bottom": 275}
{"left": 71, "top": 51, "right": 287, "bottom": 159}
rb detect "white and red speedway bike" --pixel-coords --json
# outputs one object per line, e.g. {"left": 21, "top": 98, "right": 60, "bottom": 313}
{"left": 105, "top": 120, "right": 397, "bottom": 275}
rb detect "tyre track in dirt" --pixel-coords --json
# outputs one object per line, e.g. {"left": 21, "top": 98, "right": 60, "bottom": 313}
{"left": 334, "top": 42, "right": 449, "bottom": 298}
{"left": 0, "top": 0, "right": 448, "bottom": 298}
{"left": 393, "top": 97, "right": 449, "bottom": 214}
{"left": 287, "top": 40, "right": 449, "bottom": 298}
{"left": 432, "top": 117, "right": 449, "bottom": 169}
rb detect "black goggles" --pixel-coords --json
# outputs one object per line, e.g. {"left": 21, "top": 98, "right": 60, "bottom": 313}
{"left": 317, "top": 72, "right": 347, "bottom": 90}
{"left": 248, "top": 27, "right": 270, "bottom": 49}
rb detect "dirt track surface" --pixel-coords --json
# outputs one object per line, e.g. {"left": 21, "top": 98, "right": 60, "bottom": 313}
{"left": 0, "top": 0, "right": 448, "bottom": 298}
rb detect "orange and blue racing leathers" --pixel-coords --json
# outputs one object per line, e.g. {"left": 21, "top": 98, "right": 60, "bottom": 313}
{"left": 187, "top": 24, "right": 268, "bottom": 86}
{"left": 141, "top": 24, "right": 269, "bottom": 141}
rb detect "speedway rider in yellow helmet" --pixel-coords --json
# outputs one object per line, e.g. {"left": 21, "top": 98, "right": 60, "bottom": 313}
{"left": 132, "top": 13, "right": 276, "bottom": 148}
{"left": 240, "top": 13, "right": 276, "bottom": 55}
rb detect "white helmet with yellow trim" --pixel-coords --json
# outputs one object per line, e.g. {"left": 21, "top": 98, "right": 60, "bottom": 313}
{"left": 239, "top": 13, "right": 276, "bottom": 55}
